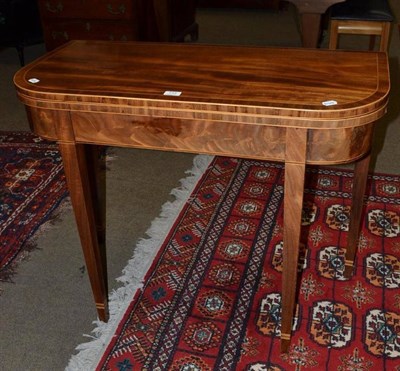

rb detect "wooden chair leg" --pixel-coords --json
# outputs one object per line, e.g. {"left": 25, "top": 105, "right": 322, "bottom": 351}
{"left": 379, "top": 22, "right": 391, "bottom": 51}
{"left": 328, "top": 20, "right": 339, "bottom": 50}
{"left": 369, "top": 35, "right": 377, "bottom": 51}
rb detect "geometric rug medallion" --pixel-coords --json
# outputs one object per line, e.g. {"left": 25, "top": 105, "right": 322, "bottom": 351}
{"left": 69, "top": 156, "right": 400, "bottom": 370}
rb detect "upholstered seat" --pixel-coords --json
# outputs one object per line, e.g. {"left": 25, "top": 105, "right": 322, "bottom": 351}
{"left": 328, "top": 0, "right": 394, "bottom": 52}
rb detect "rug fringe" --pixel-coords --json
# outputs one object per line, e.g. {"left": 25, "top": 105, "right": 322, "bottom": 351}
{"left": 66, "top": 154, "right": 213, "bottom": 371}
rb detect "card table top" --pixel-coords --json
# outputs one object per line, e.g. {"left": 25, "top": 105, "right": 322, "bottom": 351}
{"left": 14, "top": 40, "right": 389, "bottom": 129}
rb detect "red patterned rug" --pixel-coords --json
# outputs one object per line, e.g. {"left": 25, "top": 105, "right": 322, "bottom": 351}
{"left": 70, "top": 156, "right": 400, "bottom": 370}
{"left": 0, "top": 131, "right": 68, "bottom": 283}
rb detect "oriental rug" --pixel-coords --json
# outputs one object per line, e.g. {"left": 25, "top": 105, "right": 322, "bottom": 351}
{"left": 69, "top": 156, "right": 400, "bottom": 370}
{"left": 0, "top": 131, "right": 68, "bottom": 282}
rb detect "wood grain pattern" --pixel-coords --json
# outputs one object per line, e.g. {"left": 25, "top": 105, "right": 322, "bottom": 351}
{"left": 58, "top": 141, "right": 109, "bottom": 321}
{"left": 13, "top": 41, "right": 390, "bottom": 352}
{"left": 14, "top": 41, "right": 389, "bottom": 128}
{"left": 344, "top": 153, "right": 371, "bottom": 278}
{"left": 27, "top": 108, "right": 376, "bottom": 165}
{"left": 281, "top": 127, "right": 307, "bottom": 352}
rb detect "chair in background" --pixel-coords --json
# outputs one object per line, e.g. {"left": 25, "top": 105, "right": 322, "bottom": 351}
{"left": 328, "top": 0, "right": 394, "bottom": 52}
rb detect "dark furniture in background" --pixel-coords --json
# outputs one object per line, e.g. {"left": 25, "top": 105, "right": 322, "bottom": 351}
{"left": 201, "top": 0, "right": 349, "bottom": 49}
{"left": 0, "top": 0, "right": 43, "bottom": 65}
{"left": 141, "top": 0, "right": 199, "bottom": 42}
{"left": 289, "top": 0, "right": 345, "bottom": 48}
{"left": 37, "top": 0, "right": 198, "bottom": 51}
{"left": 197, "top": 0, "right": 281, "bottom": 10}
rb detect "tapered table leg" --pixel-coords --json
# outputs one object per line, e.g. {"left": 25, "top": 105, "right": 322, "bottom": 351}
{"left": 59, "top": 142, "right": 109, "bottom": 321}
{"left": 344, "top": 153, "right": 371, "bottom": 278}
{"left": 85, "top": 145, "right": 108, "bottom": 296}
{"left": 281, "top": 128, "right": 307, "bottom": 352}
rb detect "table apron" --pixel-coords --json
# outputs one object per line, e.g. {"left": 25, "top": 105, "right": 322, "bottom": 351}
{"left": 28, "top": 108, "right": 374, "bottom": 165}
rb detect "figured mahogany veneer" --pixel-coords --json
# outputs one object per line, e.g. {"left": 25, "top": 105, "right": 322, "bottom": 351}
{"left": 14, "top": 40, "right": 389, "bottom": 352}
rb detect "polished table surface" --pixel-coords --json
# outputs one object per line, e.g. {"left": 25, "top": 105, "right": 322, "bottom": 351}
{"left": 14, "top": 40, "right": 389, "bottom": 351}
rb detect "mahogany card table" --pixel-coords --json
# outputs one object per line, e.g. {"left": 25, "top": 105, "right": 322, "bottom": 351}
{"left": 14, "top": 40, "right": 389, "bottom": 351}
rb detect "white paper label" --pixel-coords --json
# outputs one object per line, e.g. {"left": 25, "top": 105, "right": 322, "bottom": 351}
{"left": 163, "top": 90, "right": 182, "bottom": 96}
{"left": 28, "top": 78, "right": 40, "bottom": 84}
{"left": 322, "top": 100, "right": 337, "bottom": 106}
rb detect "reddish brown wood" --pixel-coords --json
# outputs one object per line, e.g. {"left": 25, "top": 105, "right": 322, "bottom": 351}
{"left": 85, "top": 145, "right": 108, "bottom": 295}
{"left": 14, "top": 41, "right": 389, "bottom": 127}
{"left": 58, "top": 142, "right": 109, "bottom": 321}
{"left": 13, "top": 41, "right": 390, "bottom": 351}
{"left": 281, "top": 127, "right": 307, "bottom": 352}
{"left": 344, "top": 152, "right": 371, "bottom": 278}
